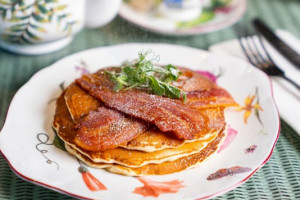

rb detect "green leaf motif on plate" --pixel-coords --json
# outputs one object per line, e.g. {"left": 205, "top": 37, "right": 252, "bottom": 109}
{"left": 0, "top": 0, "right": 78, "bottom": 44}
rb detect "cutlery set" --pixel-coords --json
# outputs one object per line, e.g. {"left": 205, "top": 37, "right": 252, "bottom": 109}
{"left": 235, "top": 18, "right": 300, "bottom": 91}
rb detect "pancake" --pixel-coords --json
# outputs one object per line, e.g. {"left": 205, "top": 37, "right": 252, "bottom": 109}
{"left": 68, "top": 129, "right": 220, "bottom": 167}
{"left": 53, "top": 65, "right": 235, "bottom": 176}
{"left": 173, "top": 67, "right": 216, "bottom": 91}
{"left": 55, "top": 91, "right": 223, "bottom": 166}
{"left": 65, "top": 130, "right": 225, "bottom": 176}
{"left": 64, "top": 83, "right": 101, "bottom": 123}
{"left": 63, "top": 83, "right": 225, "bottom": 152}
{"left": 121, "top": 107, "right": 224, "bottom": 152}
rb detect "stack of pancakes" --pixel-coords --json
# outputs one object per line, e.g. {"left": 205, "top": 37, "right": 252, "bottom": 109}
{"left": 53, "top": 67, "right": 237, "bottom": 176}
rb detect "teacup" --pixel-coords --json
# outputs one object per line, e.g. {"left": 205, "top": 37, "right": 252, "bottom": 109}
{"left": 0, "top": 0, "right": 121, "bottom": 55}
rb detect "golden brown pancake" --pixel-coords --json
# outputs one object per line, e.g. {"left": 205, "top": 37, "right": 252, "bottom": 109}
{"left": 64, "top": 83, "right": 101, "bottom": 123}
{"left": 55, "top": 91, "right": 223, "bottom": 166}
{"left": 65, "top": 130, "right": 225, "bottom": 176}
{"left": 53, "top": 66, "right": 234, "bottom": 176}
{"left": 174, "top": 67, "right": 216, "bottom": 91}
{"left": 68, "top": 130, "right": 219, "bottom": 167}
{"left": 63, "top": 83, "right": 225, "bottom": 152}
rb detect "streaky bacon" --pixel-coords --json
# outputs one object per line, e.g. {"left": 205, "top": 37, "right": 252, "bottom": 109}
{"left": 64, "top": 83, "right": 147, "bottom": 151}
{"left": 75, "top": 107, "right": 147, "bottom": 151}
{"left": 75, "top": 67, "right": 236, "bottom": 141}
{"left": 77, "top": 73, "right": 209, "bottom": 140}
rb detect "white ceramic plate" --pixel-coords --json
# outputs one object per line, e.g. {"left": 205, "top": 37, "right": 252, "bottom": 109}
{"left": 0, "top": 43, "right": 279, "bottom": 200}
{"left": 119, "top": 0, "right": 247, "bottom": 35}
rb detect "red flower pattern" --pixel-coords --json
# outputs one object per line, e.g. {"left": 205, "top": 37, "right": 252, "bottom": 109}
{"left": 78, "top": 166, "right": 107, "bottom": 192}
{"left": 133, "top": 177, "right": 184, "bottom": 197}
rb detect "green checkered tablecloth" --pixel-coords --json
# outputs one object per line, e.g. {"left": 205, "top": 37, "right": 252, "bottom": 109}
{"left": 1, "top": 0, "right": 300, "bottom": 199}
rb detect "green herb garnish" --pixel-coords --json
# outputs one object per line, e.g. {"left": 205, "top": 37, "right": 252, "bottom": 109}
{"left": 106, "top": 50, "right": 186, "bottom": 102}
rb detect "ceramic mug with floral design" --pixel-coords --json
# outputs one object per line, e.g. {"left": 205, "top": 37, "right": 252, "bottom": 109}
{"left": 0, "top": 0, "right": 121, "bottom": 55}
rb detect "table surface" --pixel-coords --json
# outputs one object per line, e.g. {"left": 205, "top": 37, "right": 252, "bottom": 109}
{"left": 1, "top": 0, "right": 300, "bottom": 199}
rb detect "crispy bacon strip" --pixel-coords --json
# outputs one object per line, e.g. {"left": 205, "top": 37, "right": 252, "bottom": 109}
{"left": 75, "top": 107, "right": 146, "bottom": 151}
{"left": 75, "top": 68, "right": 236, "bottom": 141}
{"left": 77, "top": 74, "right": 209, "bottom": 140}
{"left": 64, "top": 83, "right": 146, "bottom": 151}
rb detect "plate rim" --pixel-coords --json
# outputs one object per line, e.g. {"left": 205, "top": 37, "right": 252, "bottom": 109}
{"left": 118, "top": 0, "right": 248, "bottom": 36}
{"left": 0, "top": 43, "right": 281, "bottom": 200}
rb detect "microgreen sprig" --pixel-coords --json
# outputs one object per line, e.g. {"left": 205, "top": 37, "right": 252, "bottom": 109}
{"left": 106, "top": 50, "right": 186, "bottom": 102}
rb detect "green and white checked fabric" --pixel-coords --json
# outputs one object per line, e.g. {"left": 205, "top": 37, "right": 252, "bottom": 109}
{"left": 1, "top": 0, "right": 300, "bottom": 199}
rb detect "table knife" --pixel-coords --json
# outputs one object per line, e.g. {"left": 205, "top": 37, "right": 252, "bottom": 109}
{"left": 252, "top": 18, "right": 300, "bottom": 70}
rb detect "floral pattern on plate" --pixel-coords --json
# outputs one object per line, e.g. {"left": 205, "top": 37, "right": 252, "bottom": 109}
{"left": 0, "top": 44, "right": 279, "bottom": 200}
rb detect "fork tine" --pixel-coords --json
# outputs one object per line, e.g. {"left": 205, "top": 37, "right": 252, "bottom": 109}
{"left": 244, "top": 27, "right": 261, "bottom": 67}
{"left": 256, "top": 34, "right": 276, "bottom": 65}
{"left": 234, "top": 24, "right": 257, "bottom": 67}
{"left": 247, "top": 34, "right": 268, "bottom": 65}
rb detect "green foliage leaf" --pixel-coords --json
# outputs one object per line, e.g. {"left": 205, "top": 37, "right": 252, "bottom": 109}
{"left": 107, "top": 51, "right": 186, "bottom": 101}
{"left": 52, "top": 128, "right": 66, "bottom": 152}
{"left": 149, "top": 77, "right": 165, "bottom": 96}
{"left": 164, "top": 85, "right": 181, "bottom": 99}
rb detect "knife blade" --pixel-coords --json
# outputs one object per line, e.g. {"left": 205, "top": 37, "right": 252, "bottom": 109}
{"left": 252, "top": 18, "right": 300, "bottom": 70}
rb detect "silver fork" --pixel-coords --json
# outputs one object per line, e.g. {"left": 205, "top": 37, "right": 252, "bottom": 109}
{"left": 234, "top": 25, "right": 300, "bottom": 91}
